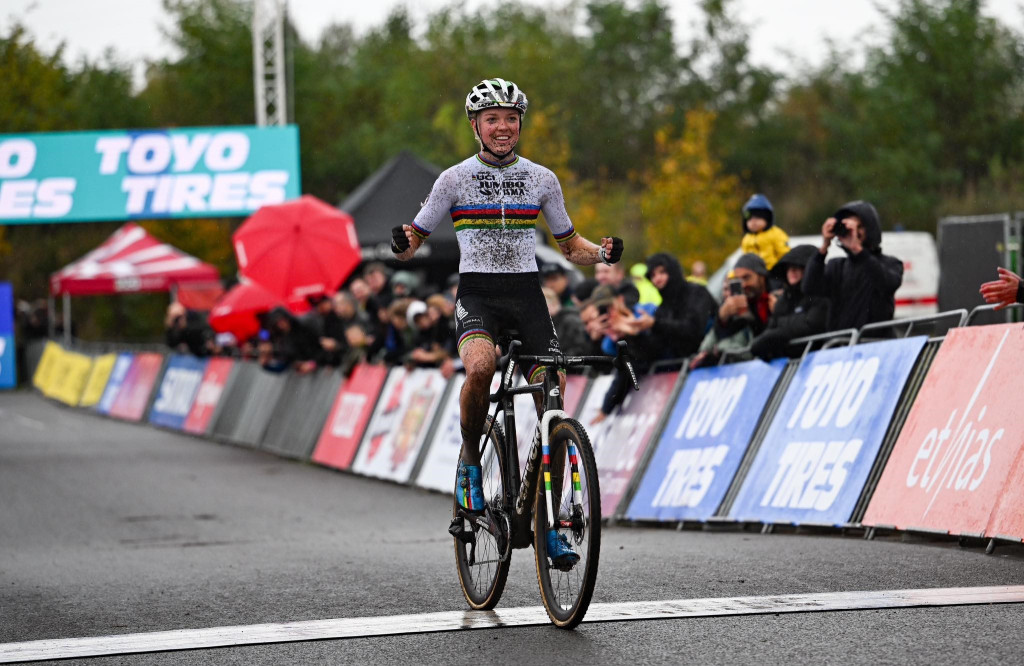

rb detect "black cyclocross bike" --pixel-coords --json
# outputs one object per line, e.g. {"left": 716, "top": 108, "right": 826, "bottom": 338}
{"left": 449, "top": 338, "right": 640, "bottom": 628}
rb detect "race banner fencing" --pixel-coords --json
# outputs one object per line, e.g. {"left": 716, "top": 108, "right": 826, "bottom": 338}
{"left": 29, "top": 341, "right": 93, "bottom": 405}
{"left": 0, "top": 282, "right": 14, "bottom": 389}
{"left": 862, "top": 325, "right": 1024, "bottom": 540}
{"left": 311, "top": 363, "right": 389, "bottom": 471}
{"left": 261, "top": 369, "right": 343, "bottom": 459}
{"left": 149, "top": 355, "right": 208, "bottom": 430}
{"left": 351, "top": 367, "right": 446, "bottom": 483}
{"left": 0, "top": 126, "right": 301, "bottom": 224}
{"left": 577, "top": 371, "right": 681, "bottom": 518}
{"left": 183, "top": 357, "right": 235, "bottom": 435}
{"left": 108, "top": 352, "right": 165, "bottom": 421}
{"left": 626, "top": 359, "right": 787, "bottom": 523}
{"left": 729, "top": 337, "right": 927, "bottom": 526}
{"left": 513, "top": 373, "right": 591, "bottom": 475}
{"left": 79, "top": 353, "right": 117, "bottom": 407}
{"left": 96, "top": 353, "right": 135, "bottom": 414}
{"left": 31, "top": 340, "right": 62, "bottom": 395}
{"left": 223, "top": 368, "right": 288, "bottom": 446}
{"left": 413, "top": 373, "right": 506, "bottom": 493}
{"left": 46, "top": 348, "right": 94, "bottom": 406}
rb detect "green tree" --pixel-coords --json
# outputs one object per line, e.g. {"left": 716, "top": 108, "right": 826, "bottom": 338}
{"left": 640, "top": 110, "right": 740, "bottom": 270}
{"left": 821, "top": 0, "right": 1024, "bottom": 227}
{"left": 140, "top": 0, "right": 255, "bottom": 127}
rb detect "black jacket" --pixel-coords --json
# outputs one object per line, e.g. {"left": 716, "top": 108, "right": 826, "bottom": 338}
{"left": 553, "top": 307, "right": 592, "bottom": 356}
{"left": 751, "top": 284, "right": 829, "bottom": 360}
{"left": 642, "top": 253, "right": 717, "bottom": 361}
{"left": 802, "top": 201, "right": 903, "bottom": 332}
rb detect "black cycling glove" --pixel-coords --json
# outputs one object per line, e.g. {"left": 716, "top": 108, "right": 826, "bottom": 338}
{"left": 600, "top": 236, "right": 624, "bottom": 264}
{"left": 391, "top": 225, "right": 411, "bottom": 254}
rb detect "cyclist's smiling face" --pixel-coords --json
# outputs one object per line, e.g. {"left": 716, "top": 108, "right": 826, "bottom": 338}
{"left": 473, "top": 108, "right": 521, "bottom": 155}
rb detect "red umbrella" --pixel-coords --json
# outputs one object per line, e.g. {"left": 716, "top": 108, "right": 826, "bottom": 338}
{"left": 208, "top": 281, "right": 284, "bottom": 342}
{"left": 233, "top": 195, "right": 361, "bottom": 305}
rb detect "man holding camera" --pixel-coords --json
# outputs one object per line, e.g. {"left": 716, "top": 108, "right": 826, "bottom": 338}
{"left": 803, "top": 200, "right": 903, "bottom": 332}
{"left": 690, "top": 253, "right": 772, "bottom": 369}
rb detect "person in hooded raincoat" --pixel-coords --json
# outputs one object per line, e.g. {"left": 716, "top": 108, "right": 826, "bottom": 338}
{"left": 750, "top": 245, "right": 830, "bottom": 360}
{"left": 802, "top": 201, "right": 903, "bottom": 332}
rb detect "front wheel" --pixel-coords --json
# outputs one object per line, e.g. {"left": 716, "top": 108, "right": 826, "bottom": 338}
{"left": 533, "top": 418, "right": 601, "bottom": 629}
{"left": 453, "top": 415, "right": 511, "bottom": 610}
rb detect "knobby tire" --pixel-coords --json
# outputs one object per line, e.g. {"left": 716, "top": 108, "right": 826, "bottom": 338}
{"left": 533, "top": 418, "right": 601, "bottom": 629}
{"left": 453, "top": 415, "right": 511, "bottom": 610}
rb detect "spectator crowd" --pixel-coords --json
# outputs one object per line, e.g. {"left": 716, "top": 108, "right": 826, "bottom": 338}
{"left": 162, "top": 195, "right": 905, "bottom": 424}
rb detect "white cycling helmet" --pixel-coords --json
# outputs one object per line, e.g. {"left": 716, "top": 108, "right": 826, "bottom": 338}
{"left": 465, "top": 78, "right": 528, "bottom": 118}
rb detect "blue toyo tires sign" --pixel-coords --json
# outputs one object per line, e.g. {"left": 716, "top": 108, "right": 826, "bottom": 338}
{"left": 0, "top": 126, "right": 300, "bottom": 223}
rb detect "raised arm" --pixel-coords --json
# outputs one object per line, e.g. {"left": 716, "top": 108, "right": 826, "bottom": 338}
{"left": 393, "top": 167, "right": 457, "bottom": 261}
{"left": 539, "top": 166, "right": 622, "bottom": 266}
{"left": 559, "top": 234, "right": 623, "bottom": 266}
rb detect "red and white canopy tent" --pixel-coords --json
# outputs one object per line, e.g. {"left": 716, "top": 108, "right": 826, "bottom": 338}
{"left": 49, "top": 223, "right": 221, "bottom": 343}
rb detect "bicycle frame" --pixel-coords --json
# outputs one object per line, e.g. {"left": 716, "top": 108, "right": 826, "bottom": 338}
{"left": 489, "top": 356, "right": 599, "bottom": 546}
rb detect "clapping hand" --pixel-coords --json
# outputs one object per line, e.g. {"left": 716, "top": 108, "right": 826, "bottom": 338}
{"left": 979, "top": 267, "right": 1022, "bottom": 310}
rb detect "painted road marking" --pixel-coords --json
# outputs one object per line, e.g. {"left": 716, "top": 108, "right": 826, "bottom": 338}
{"left": 2, "top": 585, "right": 1023, "bottom": 663}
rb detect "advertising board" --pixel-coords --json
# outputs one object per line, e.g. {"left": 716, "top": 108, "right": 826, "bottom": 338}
{"left": 0, "top": 126, "right": 300, "bottom": 223}
{"left": 627, "top": 359, "right": 786, "bottom": 522}
{"left": 729, "top": 337, "right": 927, "bottom": 526}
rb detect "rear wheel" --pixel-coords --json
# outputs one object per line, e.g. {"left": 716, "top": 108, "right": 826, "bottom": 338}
{"left": 533, "top": 418, "right": 601, "bottom": 629}
{"left": 453, "top": 415, "right": 511, "bottom": 610}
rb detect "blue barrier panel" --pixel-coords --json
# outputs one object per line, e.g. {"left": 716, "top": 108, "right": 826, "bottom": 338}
{"left": 626, "top": 359, "right": 787, "bottom": 522}
{"left": 728, "top": 337, "right": 927, "bottom": 526}
{"left": 95, "top": 353, "right": 134, "bottom": 414}
{"left": 149, "top": 355, "right": 208, "bottom": 430}
{"left": 0, "top": 283, "right": 14, "bottom": 388}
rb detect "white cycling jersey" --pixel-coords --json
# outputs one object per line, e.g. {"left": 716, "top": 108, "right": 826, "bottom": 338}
{"left": 411, "top": 154, "right": 577, "bottom": 274}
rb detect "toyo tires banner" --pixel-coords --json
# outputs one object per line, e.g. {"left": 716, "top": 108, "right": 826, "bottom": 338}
{"left": 627, "top": 359, "right": 787, "bottom": 522}
{"left": 0, "top": 126, "right": 300, "bottom": 223}
{"left": 729, "top": 337, "right": 927, "bottom": 526}
{"left": 577, "top": 371, "right": 681, "bottom": 518}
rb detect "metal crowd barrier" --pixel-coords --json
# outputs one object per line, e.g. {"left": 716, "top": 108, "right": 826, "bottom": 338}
{"left": 856, "top": 309, "right": 967, "bottom": 343}
{"left": 966, "top": 302, "right": 1023, "bottom": 326}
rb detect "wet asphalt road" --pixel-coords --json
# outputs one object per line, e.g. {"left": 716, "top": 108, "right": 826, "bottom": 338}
{"left": 2, "top": 391, "right": 1023, "bottom": 665}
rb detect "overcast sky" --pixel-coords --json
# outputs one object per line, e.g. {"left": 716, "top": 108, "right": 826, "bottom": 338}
{"left": 4, "top": 0, "right": 1024, "bottom": 86}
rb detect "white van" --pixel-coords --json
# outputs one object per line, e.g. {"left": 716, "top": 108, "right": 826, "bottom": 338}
{"left": 706, "top": 231, "right": 939, "bottom": 319}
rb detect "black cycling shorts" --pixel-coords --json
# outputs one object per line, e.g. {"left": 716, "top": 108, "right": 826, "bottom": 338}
{"left": 454, "top": 272, "right": 561, "bottom": 383}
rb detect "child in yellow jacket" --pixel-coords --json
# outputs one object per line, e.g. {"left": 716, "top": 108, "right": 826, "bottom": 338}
{"left": 741, "top": 193, "right": 789, "bottom": 270}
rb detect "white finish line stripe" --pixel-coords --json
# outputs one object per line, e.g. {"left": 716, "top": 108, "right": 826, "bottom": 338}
{"left": 2, "top": 585, "right": 1023, "bottom": 663}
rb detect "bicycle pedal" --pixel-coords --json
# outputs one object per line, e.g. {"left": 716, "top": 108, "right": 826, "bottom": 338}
{"left": 448, "top": 517, "right": 475, "bottom": 545}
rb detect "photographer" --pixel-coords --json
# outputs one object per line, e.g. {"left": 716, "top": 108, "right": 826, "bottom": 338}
{"left": 690, "top": 253, "right": 771, "bottom": 369}
{"left": 803, "top": 201, "right": 903, "bottom": 332}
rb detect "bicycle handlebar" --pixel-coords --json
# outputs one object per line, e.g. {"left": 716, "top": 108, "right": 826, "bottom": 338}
{"left": 491, "top": 339, "right": 641, "bottom": 401}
